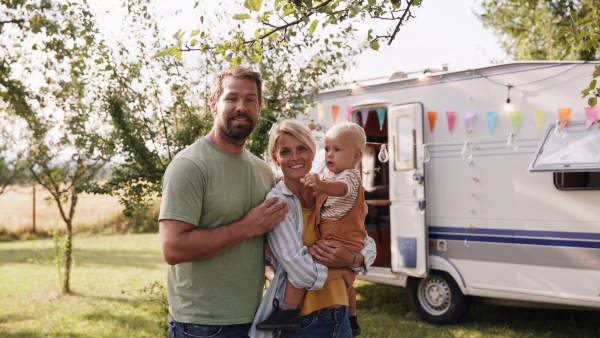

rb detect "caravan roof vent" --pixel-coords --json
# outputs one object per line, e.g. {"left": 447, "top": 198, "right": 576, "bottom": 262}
{"left": 389, "top": 71, "right": 408, "bottom": 81}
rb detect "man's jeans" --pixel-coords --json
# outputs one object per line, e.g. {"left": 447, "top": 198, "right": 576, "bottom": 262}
{"left": 167, "top": 317, "right": 251, "bottom": 338}
{"left": 279, "top": 306, "right": 352, "bottom": 338}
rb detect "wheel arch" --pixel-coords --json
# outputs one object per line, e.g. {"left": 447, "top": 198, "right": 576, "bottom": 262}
{"left": 427, "top": 255, "right": 468, "bottom": 295}
{"left": 407, "top": 267, "right": 471, "bottom": 324}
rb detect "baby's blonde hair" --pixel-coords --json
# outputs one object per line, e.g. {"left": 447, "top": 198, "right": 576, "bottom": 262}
{"left": 268, "top": 120, "right": 316, "bottom": 168}
{"left": 327, "top": 122, "right": 366, "bottom": 152}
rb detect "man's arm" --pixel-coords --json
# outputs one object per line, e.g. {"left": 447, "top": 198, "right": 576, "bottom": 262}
{"left": 160, "top": 197, "right": 288, "bottom": 265}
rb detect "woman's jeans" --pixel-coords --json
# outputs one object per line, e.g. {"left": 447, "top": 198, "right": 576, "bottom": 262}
{"left": 167, "top": 317, "right": 251, "bottom": 338}
{"left": 279, "top": 306, "right": 352, "bottom": 338}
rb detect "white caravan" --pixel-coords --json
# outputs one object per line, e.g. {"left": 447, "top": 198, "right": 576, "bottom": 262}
{"left": 309, "top": 61, "right": 600, "bottom": 324}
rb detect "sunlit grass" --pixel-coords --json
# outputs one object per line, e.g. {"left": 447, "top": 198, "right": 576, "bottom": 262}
{"left": 0, "top": 234, "right": 167, "bottom": 337}
{"left": 0, "top": 209, "right": 598, "bottom": 337}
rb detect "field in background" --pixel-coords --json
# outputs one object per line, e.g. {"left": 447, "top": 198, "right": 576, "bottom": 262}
{"left": 0, "top": 184, "right": 152, "bottom": 236}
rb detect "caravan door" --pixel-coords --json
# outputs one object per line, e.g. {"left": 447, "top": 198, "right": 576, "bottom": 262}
{"left": 388, "top": 103, "right": 427, "bottom": 277}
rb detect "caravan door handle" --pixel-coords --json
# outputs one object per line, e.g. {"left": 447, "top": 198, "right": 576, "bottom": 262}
{"left": 418, "top": 199, "right": 426, "bottom": 211}
{"left": 413, "top": 172, "right": 424, "bottom": 184}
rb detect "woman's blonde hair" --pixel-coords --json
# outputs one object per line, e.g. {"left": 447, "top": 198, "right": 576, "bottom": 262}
{"left": 268, "top": 120, "right": 316, "bottom": 168}
{"left": 327, "top": 122, "right": 366, "bottom": 152}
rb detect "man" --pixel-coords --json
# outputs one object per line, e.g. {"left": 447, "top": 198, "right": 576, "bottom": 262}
{"left": 159, "top": 66, "right": 288, "bottom": 337}
{"left": 159, "top": 66, "right": 370, "bottom": 338}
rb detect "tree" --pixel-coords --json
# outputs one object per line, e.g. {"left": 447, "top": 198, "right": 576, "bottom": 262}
{"left": 156, "top": 0, "right": 422, "bottom": 65}
{"left": 479, "top": 0, "right": 600, "bottom": 106}
{"left": 0, "top": 113, "right": 25, "bottom": 195}
{"left": 1, "top": 0, "right": 115, "bottom": 294}
{"left": 80, "top": 0, "right": 367, "bottom": 216}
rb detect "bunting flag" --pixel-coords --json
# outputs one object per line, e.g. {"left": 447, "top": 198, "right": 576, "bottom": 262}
{"left": 376, "top": 108, "right": 386, "bottom": 130}
{"left": 446, "top": 111, "right": 455, "bottom": 132}
{"left": 558, "top": 108, "right": 572, "bottom": 126}
{"left": 533, "top": 110, "right": 546, "bottom": 133}
{"left": 486, "top": 111, "right": 498, "bottom": 133}
{"left": 585, "top": 106, "right": 598, "bottom": 129}
{"left": 361, "top": 107, "right": 370, "bottom": 127}
{"left": 427, "top": 111, "right": 437, "bottom": 132}
{"left": 346, "top": 106, "right": 354, "bottom": 122}
{"left": 465, "top": 111, "right": 476, "bottom": 133}
{"left": 331, "top": 105, "right": 339, "bottom": 124}
{"left": 510, "top": 111, "right": 522, "bottom": 134}
{"left": 317, "top": 103, "right": 325, "bottom": 124}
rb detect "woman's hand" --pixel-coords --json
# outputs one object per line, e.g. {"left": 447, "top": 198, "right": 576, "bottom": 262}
{"left": 341, "top": 269, "right": 358, "bottom": 289}
{"left": 326, "top": 267, "right": 357, "bottom": 287}
{"left": 309, "top": 240, "right": 361, "bottom": 268}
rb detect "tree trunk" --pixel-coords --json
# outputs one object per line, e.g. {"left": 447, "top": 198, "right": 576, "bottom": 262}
{"left": 32, "top": 185, "right": 36, "bottom": 234}
{"left": 62, "top": 220, "right": 72, "bottom": 294}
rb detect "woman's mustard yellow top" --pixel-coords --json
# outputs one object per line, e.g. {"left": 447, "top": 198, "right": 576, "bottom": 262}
{"left": 298, "top": 207, "right": 348, "bottom": 316}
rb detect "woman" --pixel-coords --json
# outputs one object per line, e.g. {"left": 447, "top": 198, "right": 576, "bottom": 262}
{"left": 249, "top": 120, "right": 376, "bottom": 338}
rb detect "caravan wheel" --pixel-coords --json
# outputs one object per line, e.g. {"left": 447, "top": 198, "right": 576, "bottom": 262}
{"left": 408, "top": 270, "right": 470, "bottom": 325}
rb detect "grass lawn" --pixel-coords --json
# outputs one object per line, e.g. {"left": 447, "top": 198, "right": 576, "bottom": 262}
{"left": 0, "top": 234, "right": 167, "bottom": 337}
{"left": 1, "top": 233, "right": 599, "bottom": 337}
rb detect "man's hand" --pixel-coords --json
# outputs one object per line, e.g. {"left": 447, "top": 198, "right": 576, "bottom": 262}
{"left": 159, "top": 197, "right": 288, "bottom": 265}
{"left": 241, "top": 197, "right": 288, "bottom": 237}
{"left": 309, "top": 240, "right": 356, "bottom": 268}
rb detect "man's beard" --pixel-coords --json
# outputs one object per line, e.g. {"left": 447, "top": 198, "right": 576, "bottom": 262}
{"left": 220, "top": 113, "right": 256, "bottom": 140}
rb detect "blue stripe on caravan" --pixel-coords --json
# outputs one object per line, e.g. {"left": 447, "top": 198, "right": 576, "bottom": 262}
{"left": 429, "top": 226, "right": 600, "bottom": 241}
{"left": 428, "top": 233, "right": 600, "bottom": 249}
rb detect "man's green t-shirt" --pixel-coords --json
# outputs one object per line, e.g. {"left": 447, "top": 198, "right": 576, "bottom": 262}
{"left": 159, "top": 137, "right": 275, "bottom": 325}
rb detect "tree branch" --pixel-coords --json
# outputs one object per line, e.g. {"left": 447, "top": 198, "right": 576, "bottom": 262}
{"left": 387, "top": 0, "right": 416, "bottom": 45}
{"left": 0, "top": 19, "right": 25, "bottom": 25}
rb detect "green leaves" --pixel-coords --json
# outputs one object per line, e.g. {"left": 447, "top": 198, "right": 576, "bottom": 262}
{"left": 152, "top": 46, "right": 179, "bottom": 59}
{"left": 370, "top": 40, "right": 380, "bottom": 51}
{"left": 588, "top": 97, "right": 597, "bottom": 107}
{"left": 480, "top": 0, "right": 600, "bottom": 106}
{"left": 233, "top": 14, "right": 251, "bottom": 20}
{"left": 308, "top": 19, "right": 319, "bottom": 35}
{"left": 156, "top": 0, "right": 421, "bottom": 65}
{"left": 244, "top": 0, "right": 262, "bottom": 11}
{"left": 584, "top": 65, "right": 600, "bottom": 107}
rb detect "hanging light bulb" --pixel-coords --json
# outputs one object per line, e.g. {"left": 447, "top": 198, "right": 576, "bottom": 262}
{"left": 419, "top": 144, "right": 431, "bottom": 163}
{"left": 554, "top": 120, "right": 566, "bottom": 139}
{"left": 504, "top": 98, "right": 512, "bottom": 112}
{"left": 378, "top": 144, "right": 389, "bottom": 163}
{"left": 506, "top": 132, "right": 518, "bottom": 151}
{"left": 461, "top": 141, "right": 473, "bottom": 160}
{"left": 504, "top": 84, "right": 514, "bottom": 112}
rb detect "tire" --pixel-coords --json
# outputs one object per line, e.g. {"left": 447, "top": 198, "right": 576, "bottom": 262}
{"left": 408, "top": 270, "right": 470, "bottom": 325}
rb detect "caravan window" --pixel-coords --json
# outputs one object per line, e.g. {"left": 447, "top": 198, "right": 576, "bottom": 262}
{"left": 529, "top": 122, "right": 600, "bottom": 172}
{"left": 394, "top": 114, "right": 415, "bottom": 170}
{"left": 554, "top": 172, "right": 600, "bottom": 190}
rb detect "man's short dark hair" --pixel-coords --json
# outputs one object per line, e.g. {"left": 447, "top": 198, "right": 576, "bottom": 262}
{"left": 211, "top": 66, "right": 262, "bottom": 105}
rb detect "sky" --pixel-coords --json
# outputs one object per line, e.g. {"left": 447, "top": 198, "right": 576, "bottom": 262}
{"left": 351, "top": 0, "right": 510, "bottom": 80}
{"left": 93, "top": 0, "right": 510, "bottom": 81}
